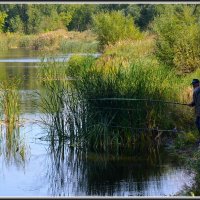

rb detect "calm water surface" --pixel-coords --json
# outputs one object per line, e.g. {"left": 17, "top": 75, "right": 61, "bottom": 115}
{"left": 0, "top": 49, "right": 194, "bottom": 196}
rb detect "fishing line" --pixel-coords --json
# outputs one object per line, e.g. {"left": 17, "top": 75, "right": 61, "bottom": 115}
{"left": 88, "top": 98, "right": 188, "bottom": 106}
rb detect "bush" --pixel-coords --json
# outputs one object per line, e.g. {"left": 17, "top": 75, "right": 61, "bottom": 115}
{"left": 153, "top": 6, "right": 200, "bottom": 73}
{"left": 92, "top": 11, "right": 143, "bottom": 50}
{"left": 31, "top": 29, "right": 68, "bottom": 50}
{"left": 173, "top": 24, "right": 200, "bottom": 73}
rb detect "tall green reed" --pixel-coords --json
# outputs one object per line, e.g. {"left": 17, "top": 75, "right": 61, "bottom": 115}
{"left": 38, "top": 60, "right": 91, "bottom": 148}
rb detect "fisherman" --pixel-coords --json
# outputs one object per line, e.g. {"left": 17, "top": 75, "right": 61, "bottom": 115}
{"left": 188, "top": 79, "right": 200, "bottom": 135}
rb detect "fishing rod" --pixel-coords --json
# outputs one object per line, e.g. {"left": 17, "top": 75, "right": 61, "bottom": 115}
{"left": 96, "top": 123, "right": 185, "bottom": 133}
{"left": 88, "top": 98, "right": 188, "bottom": 106}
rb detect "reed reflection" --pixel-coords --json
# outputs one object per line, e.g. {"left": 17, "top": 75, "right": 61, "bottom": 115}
{"left": 44, "top": 138, "right": 182, "bottom": 196}
{"left": 0, "top": 78, "right": 28, "bottom": 168}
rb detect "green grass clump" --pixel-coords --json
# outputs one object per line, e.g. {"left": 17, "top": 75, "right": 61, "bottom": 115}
{"left": 38, "top": 60, "right": 88, "bottom": 147}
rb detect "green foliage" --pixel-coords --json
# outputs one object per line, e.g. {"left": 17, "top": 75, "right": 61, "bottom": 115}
{"left": 9, "top": 15, "right": 24, "bottom": 33}
{"left": 26, "top": 5, "right": 43, "bottom": 34}
{"left": 153, "top": 6, "right": 200, "bottom": 73}
{"left": 0, "top": 4, "right": 199, "bottom": 37}
{"left": 0, "top": 12, "right": 7, "bottom": 32}
{"left": 39, "top": 13, "right": 65, "bottom": 32}
{"left": 68, "top": 4, "right": 97, "bottom": 31}
{"left": 124, "top": 5, "right": 156, "bottom": 30}
{"left": 173, "top": 23, "right": 200, "bottom": 73}
{"left": 66, "top": 55, "right": 96, "bottom": 78}
{"left": 59, "top": 12, "right": 73, "bottom": 27}
{"left": 92, "top": 11, "right": 143, "bottom": 49}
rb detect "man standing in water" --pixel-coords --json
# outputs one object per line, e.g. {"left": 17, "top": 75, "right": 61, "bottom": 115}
{"left": 188, "top": 79, "right": 200, "bottom": 134}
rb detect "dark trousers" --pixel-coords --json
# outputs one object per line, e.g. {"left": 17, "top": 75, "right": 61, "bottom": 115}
{"left": 195, "top": 116, "right": 200, "bottom": 134}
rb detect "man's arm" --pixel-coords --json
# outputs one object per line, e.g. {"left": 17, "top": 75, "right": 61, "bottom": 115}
{"left": 188, "top": 101, "right": 195, "bottom": 107}
{"left": 188, "top": 91, "right": 196, "bottom": 107}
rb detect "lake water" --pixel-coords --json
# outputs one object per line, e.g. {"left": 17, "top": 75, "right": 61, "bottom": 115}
{"left": 0, "top": 49, "right": 195, "bottom": 197}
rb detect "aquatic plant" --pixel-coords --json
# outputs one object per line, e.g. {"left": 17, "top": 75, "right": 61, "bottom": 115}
{"left": 38, "top": 61, "right": 88, "bottom": 147}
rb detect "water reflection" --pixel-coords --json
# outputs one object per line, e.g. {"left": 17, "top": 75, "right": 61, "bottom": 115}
{"left": 0, "top": 124, "right": 28, "bottom": 169}
{"left": 43, "top": 141, "right": 194, "bottom": 196}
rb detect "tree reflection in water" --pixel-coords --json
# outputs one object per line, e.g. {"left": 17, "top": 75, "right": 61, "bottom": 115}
{"left": 44, "top": 139, "right": 181, "bottom": 196}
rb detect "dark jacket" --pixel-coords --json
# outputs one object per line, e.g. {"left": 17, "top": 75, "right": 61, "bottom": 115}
{"left": 191, "top": 86, "right": 200, "bottom": 116}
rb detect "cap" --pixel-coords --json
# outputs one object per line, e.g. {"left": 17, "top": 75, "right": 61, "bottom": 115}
{"left": 191, "top": 79, "right": 200, "bottom": 85}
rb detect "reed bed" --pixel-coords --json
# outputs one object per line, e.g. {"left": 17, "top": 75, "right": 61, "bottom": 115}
{"left": 64, "top": 39, "right": 194, "bottom": 152}
{"left": 38, "top": 37, "right": 195, "bottom": 154}
{"left": 38, "top": 61, "right": 89, "bottom": 147}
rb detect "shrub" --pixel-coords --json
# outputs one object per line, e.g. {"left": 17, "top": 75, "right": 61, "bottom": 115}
{"left": 153, "top": 6, "right": 200, "bottom": 73}
{"left": 32, "top": 29, "right": 68, "bottom": 50}
{"left": 92, "top": 11, "right": 143, "bottom": 50}
{"left": 173, "top": 24, "right": 200, "bottom": 73}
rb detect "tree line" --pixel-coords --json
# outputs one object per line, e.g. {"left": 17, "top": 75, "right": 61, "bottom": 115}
{"left": 0, "top": 4, "right": 198, "bottom": 34}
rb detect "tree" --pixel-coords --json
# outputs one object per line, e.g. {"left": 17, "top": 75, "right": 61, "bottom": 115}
{"left": 26, "top": 5, "right": 43, "bottom": 34}
{"left": 9, "top": 15, "right": 24, "bottom": 33}
{"left": 68, "top": 5, "right": 97, "bottom": 31}
{"left": 0, "top": 12, "right": 7, "bottom": 32}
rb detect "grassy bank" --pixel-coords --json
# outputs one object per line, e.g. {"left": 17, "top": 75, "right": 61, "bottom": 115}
{"left": 0, "top": 29, "right": 99, "bottom": 53}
